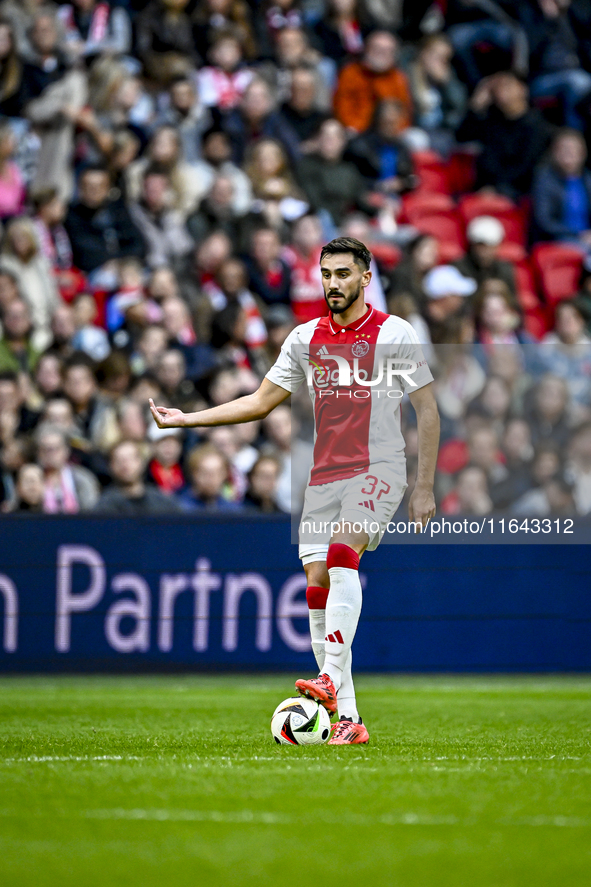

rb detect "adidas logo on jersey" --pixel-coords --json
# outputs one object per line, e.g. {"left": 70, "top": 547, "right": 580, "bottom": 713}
{"left": 358, "top": 500, "right": 375, "bottom": 511}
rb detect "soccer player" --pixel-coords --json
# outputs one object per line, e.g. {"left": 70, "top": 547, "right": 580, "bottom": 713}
{"left": 150, "top": 237, "right": 439, "bottom": 744}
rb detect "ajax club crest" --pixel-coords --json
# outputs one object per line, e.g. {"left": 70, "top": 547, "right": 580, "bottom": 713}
{"left": 351, "top": 339, "right": 370, "bottom": 358}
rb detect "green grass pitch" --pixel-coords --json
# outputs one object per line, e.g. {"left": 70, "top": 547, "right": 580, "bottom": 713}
{"left": 1, "top": 675, "right": 590, "bottom": 887}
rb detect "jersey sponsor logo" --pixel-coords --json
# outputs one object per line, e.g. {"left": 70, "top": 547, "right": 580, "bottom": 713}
{"left": 303, "top": 350, "right": 419, "bottom": 390}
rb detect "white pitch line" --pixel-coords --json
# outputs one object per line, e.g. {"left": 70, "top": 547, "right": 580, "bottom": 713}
{"left": 84, "top": 808, "right": 290, "bottom": 824}
{"left": 82, "top": 809, "right": 459, "bottom": 826}
{"left": 0, "top": 755, "right": 142, "bottom": 765}
{"left": 0, "top": 808, "right": 588, "bottom": 828}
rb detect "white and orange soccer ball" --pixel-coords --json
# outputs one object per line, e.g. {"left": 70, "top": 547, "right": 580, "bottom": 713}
{"left": 271, "top": 697, "right": 331, "bottom": 745}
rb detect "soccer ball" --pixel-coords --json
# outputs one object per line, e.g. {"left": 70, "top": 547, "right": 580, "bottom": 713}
{"left": 271, "top": 696, "right": 331, "bottom": 745}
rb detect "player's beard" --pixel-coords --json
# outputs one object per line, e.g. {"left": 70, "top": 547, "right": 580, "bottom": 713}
{"left": 325, "top": 283, "right": 362, "bottom": 314}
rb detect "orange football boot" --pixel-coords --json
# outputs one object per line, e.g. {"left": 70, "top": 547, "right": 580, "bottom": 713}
{"left": 328, "top": 716, "right": 369, "bottom": 745}
{"left": 295, "top": 673, "right": 338, "bottom": 714}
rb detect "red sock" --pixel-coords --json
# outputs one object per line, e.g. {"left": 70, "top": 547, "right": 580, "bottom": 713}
{"left": 306, "top": 586, "right": 329, "bottom": 609}
{"left": 326, "top": 543, "right": 359, "bottom": 572}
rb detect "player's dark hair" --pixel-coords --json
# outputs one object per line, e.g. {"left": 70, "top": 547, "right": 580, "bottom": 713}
{"left": 320, "top": 237, "right": 372, "bottom": 271}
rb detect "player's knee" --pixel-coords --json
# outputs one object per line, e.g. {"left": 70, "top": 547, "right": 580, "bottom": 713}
{"left": 329, "top": 530, "right": 368, "bottom": 558}
{"left": 304, "top": 561, "right": 329, "bottom": 588}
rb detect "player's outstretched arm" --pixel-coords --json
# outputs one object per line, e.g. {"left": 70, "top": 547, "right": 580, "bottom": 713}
{"left": 408, "top": 382, "right": 440, "bottom": 531}
{"left": 149, "top": 378, "right": 291, "bottom": 430}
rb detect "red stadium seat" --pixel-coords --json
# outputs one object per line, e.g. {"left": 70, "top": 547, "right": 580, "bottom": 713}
{"left": 514, "top": 258, "right": 550, "bottom": 339}
{"left": 447, "top": 150, "right": 477, "bottom": 195}
{"left": 514, "top": 259, "right": 540, "bottom": 311}
{"left": 407, "top": 208, "right": 467, "bottom": 262}
{"left": 532, "top": 243, "right": 583, "bottom": 306}
{"left": 459, "top": 192, "right": 515, "bottom": 220}
{"left": 401, "top": 191, "right": 455, "bottom": 223}
{"left": 370, "top": 242, "right": 402, "bottom": 271}
{"left": 412, "top": 150, "right": 450, "bottom": 194}
{"left": 523, "top": 307, "right": 550, "bottom": 340}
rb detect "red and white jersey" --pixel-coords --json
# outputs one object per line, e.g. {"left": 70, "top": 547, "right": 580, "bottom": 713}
{"left": 266, "top": 305, "right": 433, "bottom": 485}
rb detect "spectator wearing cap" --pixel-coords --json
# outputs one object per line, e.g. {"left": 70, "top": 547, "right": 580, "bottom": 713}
{"left": 422, "top": 264, "right": 477, "bottom": 345}
{"left": 95, "top": 438, "right": 184, "bottom": 515}
{"left": 531, "top": 129, "right": 591, "bottom": 246}
{"left": 146, "top": 422, "right": 185, "bottom": 495}
{"left": 454, "top": 216, "right": 516, "bottom": 299}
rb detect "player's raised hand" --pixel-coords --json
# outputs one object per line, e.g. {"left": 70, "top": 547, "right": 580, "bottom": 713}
{"left": 149, "top": 399, "right": 186, "bottom": 429}
{"left": 408, "top": 487, "right": 436, "bottom": 533}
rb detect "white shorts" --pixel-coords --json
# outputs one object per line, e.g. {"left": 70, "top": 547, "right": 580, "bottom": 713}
{"left": 298, "top": 462, "right": 407, "bottom": 564}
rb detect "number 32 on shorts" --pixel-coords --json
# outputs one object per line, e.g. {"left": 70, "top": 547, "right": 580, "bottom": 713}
{"left": 360, "top": 475, "right": 391, "bottom": 499}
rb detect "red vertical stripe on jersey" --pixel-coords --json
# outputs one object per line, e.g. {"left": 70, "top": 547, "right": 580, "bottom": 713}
{"left": 308, "top": 306, "right": 388, "bottom": 485}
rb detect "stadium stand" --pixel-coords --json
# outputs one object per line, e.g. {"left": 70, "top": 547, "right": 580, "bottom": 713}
{"left": 0, "top": 0, "right": 590, "bottom": 521}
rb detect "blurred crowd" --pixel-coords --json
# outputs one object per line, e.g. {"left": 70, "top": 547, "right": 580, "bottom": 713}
{"left": 0, "top": 0, "right": 591, "bottom": 517}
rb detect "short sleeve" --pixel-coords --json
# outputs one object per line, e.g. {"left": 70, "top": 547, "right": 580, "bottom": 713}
{"left": 265, "top": 327, "right": 307, "bottom": 394}
{"left": 393, "top": 323, "right": 434, "bottom": 394}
